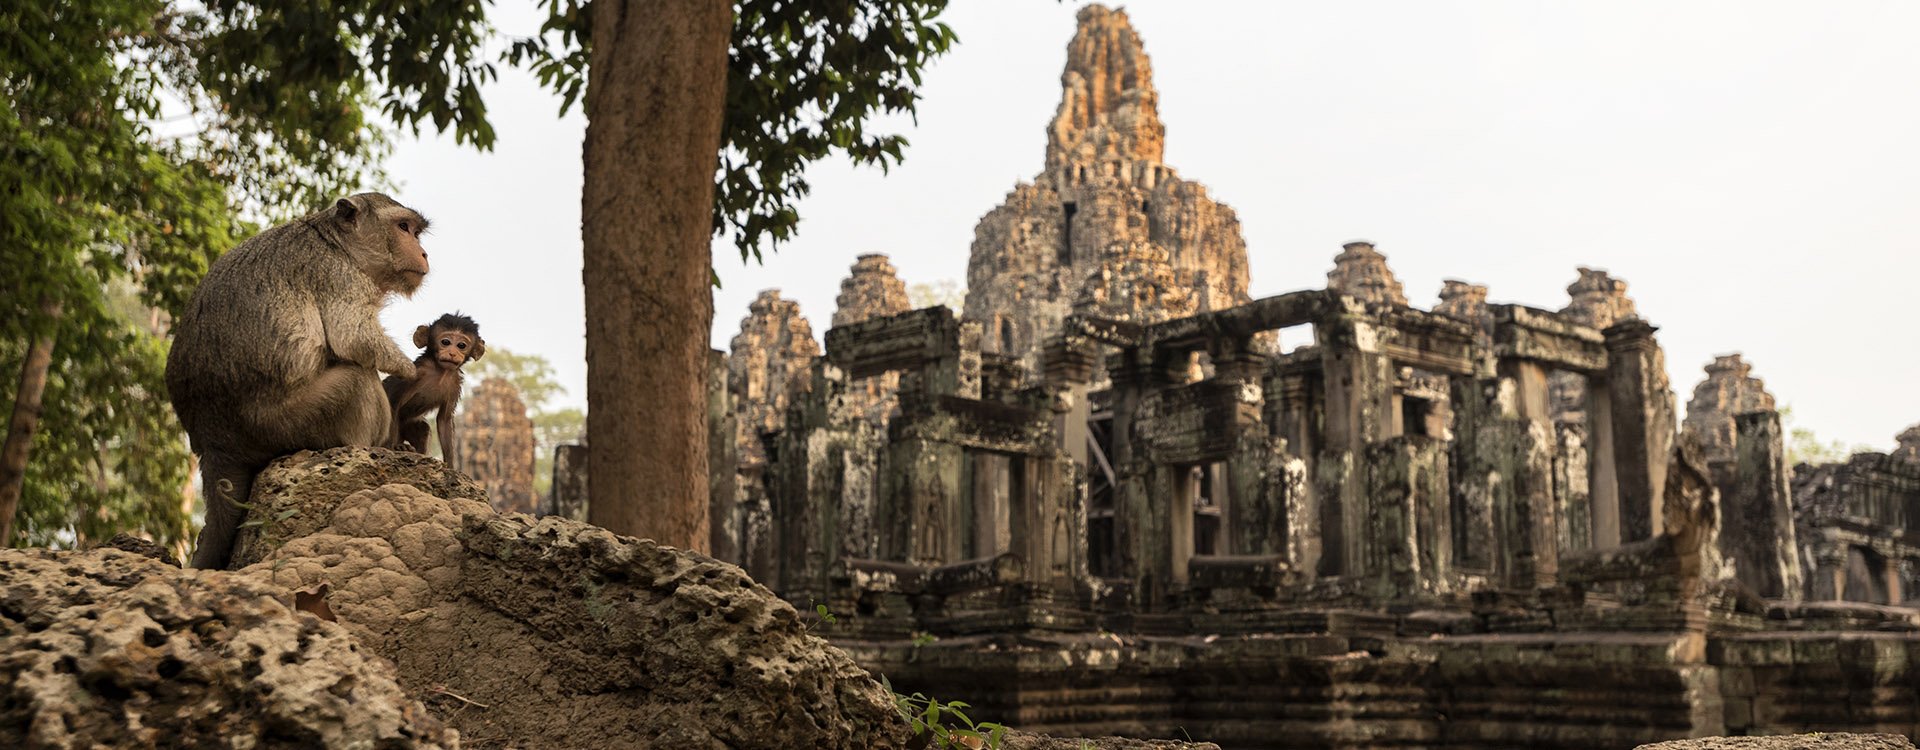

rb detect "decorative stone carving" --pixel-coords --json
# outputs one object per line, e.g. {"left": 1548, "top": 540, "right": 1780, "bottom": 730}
{"left": 1682, "top": 354, "right": 1778, "bottom": 463}
{"left": 833, "top": 254, "right": 912, "bottom": 328}
{"left": 1326, "top": 241, "right": 1409, "bottom": 308}
{"left": 963, "top": 4, "right": 1249, "bottom": 370}
{"left": 1553, "top": 267, "right": 1643, "bottom": 425}
{"left": 727, "top": 290, "right": 821, "bottom": 466}
{"left": 455, "top": 378, "right": 537, "bottom": 515}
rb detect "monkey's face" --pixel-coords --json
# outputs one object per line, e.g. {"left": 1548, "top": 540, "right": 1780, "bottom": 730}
{"left": 435, "top": 329, "right": 480, "bottom": 368}
{"left": 384, "top": 207, "right": 431, "bottom": 295}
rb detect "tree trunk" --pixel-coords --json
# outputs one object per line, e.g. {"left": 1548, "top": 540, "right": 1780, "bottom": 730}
{"left": 0, "top": 299, "right": 62, "bottom": 546}
{"left": 581, "top": 0, "right": 729, "bottom": 551}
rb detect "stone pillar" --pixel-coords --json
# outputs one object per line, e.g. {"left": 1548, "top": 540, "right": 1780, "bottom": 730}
{"left": 1496, "top": 419, "right": 1559, "bottom": 589}
{"left": 1586, "top": 376, "right": 1621, "bottom": 548}
{"left": 1365, "top": 436, "right": 1452, "bottom": 599}
{"left": 1725, "top": 410, "right": 1803, "bottom": 599}
{"left": 1317, "top": 314, "right": 1395, "bottom": 578}
{"left": 1448, "top": 376, "right": 1498, "bottom": 573}
{"left": 548, "top": 444, "right": 589, "bottom": 521}
{"left": 1170, "top": 466, "right": 1196, "bottom": 586}
{"left": 1273, "top": 371, "right": 1321, "bottom": 574}
{"left": 707, "top": 350, "right": 740, "bottom": 563}
{"left": 1604, "top": 320, "right": 1675, "bottom": 542}
{"left": 1109, "top": 350, "right": 1146, "bottom": 589}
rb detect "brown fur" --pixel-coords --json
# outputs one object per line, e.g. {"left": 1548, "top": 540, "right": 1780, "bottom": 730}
{"left": 383, "top": 314, "right": 484, "bottom": 466}
{"left": 166, "top": 193, "right": 432, "bottom": 569}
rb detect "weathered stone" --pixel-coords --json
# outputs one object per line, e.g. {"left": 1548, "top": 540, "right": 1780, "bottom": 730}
{"left": 1636, "top": 734, "right": 1916, "bottom": 750}
{"left": 1552, "top": 266, "right": 1641, "bottom": 426}
{"left": 1326, "top": 241, "right": 1408, "bottom": 308}
{"left": 963, "top": 4, "right": 1249, "bottom": 371}
{"left": 1894, "top": 423, "right": 1920, "bottom": 463}
{"left": 237, "top": 447, "right": 912, "bottom": 750}
{"left": 547, "top": 442, "right": 588, "bottom": 521}
{"left": 833, "top": 254, "right": 913, "bottom": 328}
{"left": 96, "top": 532, "right": 180, "bottom": 566}
{"left": 227, "top": 446, "right": 489, "bottom": 569}
{"left": 454, "top": 377, "right": 537, "bottom": 514}
{"left": 728, "top": 289, "right": 821, "bottom": 466}
{"left": 0, "top": 548, "right": 454, "bottom": 749}
{"left": 1683, "top": 354, "right": 1777, "bottom": 464}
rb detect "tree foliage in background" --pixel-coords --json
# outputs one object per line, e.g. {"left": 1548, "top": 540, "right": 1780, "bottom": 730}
{"left": 507, "top": 0, "right": 957, "bottom": 265}
{"left": 0, "top": 0, "right": 498, "bottom": 548}
{"left": 1780, "top": 405, "right": 1871, "bottom": 467}
{"left": 907, "top": 279, "right": 964, "bottom": 312}
{"left": 465, "top": 348, "right": 585, "bottom": 500}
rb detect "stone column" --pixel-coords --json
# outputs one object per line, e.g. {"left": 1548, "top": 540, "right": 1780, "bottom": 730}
{"left": 707, "top": 350, "right": 741, "bottom": 563}
{"left": 1317, "top": 314, "right": 1395, "bottom": 578}
{"left": 1725, "top": 411, "right": 1803, "bottom": 599}
{"left": 1585, "top": 376, "right": 1621, "bottom": 548}
{"left": 1108, "top": 350, "right": 1157, "bottom": 601}
{"left": 1604, "top": 320, "right": 1675, "bottom": 542}
{"left": 548, "top": 444, "right": 589, "bottom": 521}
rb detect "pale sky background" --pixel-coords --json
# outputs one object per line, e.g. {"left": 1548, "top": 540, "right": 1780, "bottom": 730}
{"left": 380, "top": 0, "right": 1920, "bottom": 451}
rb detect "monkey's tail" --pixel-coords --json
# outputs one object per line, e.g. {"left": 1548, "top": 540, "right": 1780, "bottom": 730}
{"left": 188, "top": 455, "right": 256, "bottom": 570}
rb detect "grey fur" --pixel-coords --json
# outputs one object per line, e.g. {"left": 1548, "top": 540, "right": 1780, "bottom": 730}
{"left": 166, "top": 193, "right": 429, "bottom": 568}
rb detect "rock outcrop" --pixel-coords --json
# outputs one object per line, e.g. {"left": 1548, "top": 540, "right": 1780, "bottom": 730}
{"left": 455, "top": 377, "right": 538, "bottom": 515}
{"left": 963, "top": 5, "right": 1249, "bottom": 370}
{"left": 231, "top": 447, "right": 910, "bottom": 749}
{"left": 1635, "top": 734, "right": 1917, "bottom": 750}
{"left": 0, "top": 548, "right": 454, "bottom": 749}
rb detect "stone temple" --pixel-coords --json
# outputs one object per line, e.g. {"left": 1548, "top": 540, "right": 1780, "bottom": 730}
{"left": 552, "top": 6, "right": 1920, "bottom": 748}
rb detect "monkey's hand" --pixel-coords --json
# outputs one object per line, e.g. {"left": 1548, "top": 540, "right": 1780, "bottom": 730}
{"left": 385, "top": 357, "right": 418, "bottom": 380}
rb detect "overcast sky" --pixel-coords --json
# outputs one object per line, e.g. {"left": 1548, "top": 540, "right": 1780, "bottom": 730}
{"left": 379, "top": 0, "right": 1920, "bottom": 451}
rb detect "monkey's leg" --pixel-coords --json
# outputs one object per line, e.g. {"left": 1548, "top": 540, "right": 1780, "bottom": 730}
{"left": 256, "top": 365, "right": 392, "bottom": 450}
{"left": 398, "top": 420, "right": 431, "bottom": 454}
{"left": 189, "top": 453, "right": 257, "bottom": 569}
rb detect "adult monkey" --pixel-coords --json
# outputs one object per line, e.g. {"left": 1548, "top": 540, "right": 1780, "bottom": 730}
{"left": 166, "top": 193, "right": 431, "bottom": 569}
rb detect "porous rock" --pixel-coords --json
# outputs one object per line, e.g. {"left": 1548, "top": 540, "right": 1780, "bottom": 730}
{"left": 0, "top": 547, "right": 452, "bottom": 749}
{"left": 1003, "top": 731, "right": 1220, "bottom": 750}
{"left": 236, "top": 446, "right": 910, "bottom": 749}
{"left": 228, "top": 445, "right": 489, "bottom": 570}
{"left": 1636, "top": 734, "right": 1917, "bottom": 750}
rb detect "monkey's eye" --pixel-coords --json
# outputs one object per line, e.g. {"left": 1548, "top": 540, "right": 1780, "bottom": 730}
{"left": 456, "top": 342, "right": 468, "bottom": 350}
{"left": 399, "top": 220, "right": 412, "bottom": 233}
{"left": 440, "top": 338, "right": 452, "bottom": 347}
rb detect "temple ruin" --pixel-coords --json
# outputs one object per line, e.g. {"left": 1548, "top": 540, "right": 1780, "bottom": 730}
{"left": 552, "top": 6, "right": 1920, "bottom": 747}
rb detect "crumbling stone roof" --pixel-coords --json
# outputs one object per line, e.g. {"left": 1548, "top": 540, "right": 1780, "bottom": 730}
{"left": 832, "top": 254, "right": 912, "bottom": 328}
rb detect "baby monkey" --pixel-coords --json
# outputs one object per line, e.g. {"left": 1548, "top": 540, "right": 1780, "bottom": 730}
{"left": 384, "top": 313, "right": 484, "bottom": 465}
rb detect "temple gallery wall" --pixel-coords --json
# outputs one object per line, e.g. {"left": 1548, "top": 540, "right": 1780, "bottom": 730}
{"left": 537, "top": 6, "right": 1920, "bottom": 748}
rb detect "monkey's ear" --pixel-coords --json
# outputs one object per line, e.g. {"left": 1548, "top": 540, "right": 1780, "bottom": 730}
{"left": 333, "top": 197, "right": 359, "bottom": 223}
{"left": 468, "top": 338, "right": 486, "bottom": 362}
{"left": 413, "top": 326, "right": 431, "bottom": 349}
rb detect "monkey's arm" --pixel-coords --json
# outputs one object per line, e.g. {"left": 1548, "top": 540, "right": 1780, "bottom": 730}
{"left": 321, "top": 299, "right": 415, "bottom": 377}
